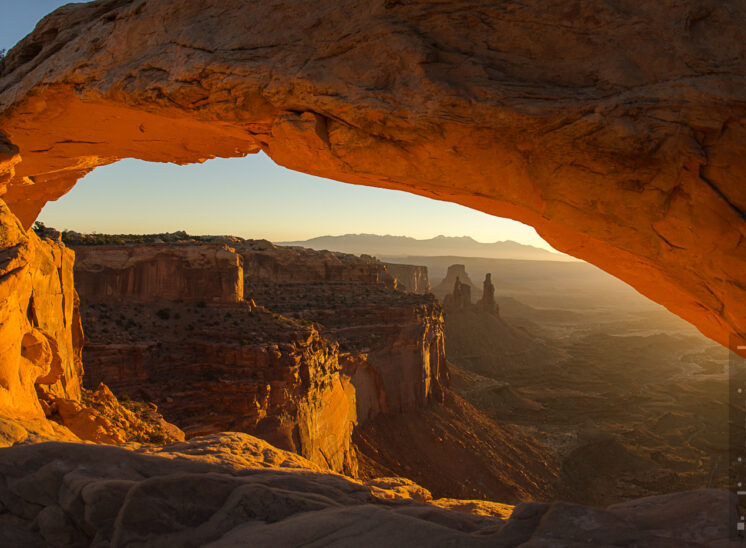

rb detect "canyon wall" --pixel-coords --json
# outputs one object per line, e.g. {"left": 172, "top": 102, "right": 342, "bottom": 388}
{"left": 0, "top": 200, "right": 82, "bottom": 420}
{"left": 75, "top": 237, "right": 447, "bottom": 474}
{"left": 236, "top": 240, "right": 391, "bottom": 285}
{"left": 0, "top": 0, "right": 743, "bottom": 352}
{"left": 74, "top": 244, "right": 244, "bottom": 303}
{"left": 80, "top": 303, "right": 359, "bottom": 474}
{"left": 383, "top": 263, "right": 430, "bottom": 294}
{"left": 230, "top": 239, "right": 448, "bottom": 417}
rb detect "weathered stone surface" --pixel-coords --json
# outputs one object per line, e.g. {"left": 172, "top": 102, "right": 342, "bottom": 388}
{"left": 433, "top": 265, "right": 479, "bottom": 302}
{"left": 0, "top": 0, "right": 743, "bottom": 350}
{"left": 383, "top": 263, "right": 430, "bottom": 294}
{"left": 80, "top": 299, "right": 360, "bottom": 475}
{"left": 74, "top": 243, "right": 244, "bottom": 303}
{"left": 0, "top": 435, "right": 735, "bottom": 547}
{"left": 75, "top": 238, "right": 448, "bottom": 476}
{"left": 39, "top": 382, "right": 185, "bottom": 445}
{"left": 0, "top": 200, "right": 82, "bottom": 420}
{"left": 230, "top": 239, "right": 449, "bottom": 418}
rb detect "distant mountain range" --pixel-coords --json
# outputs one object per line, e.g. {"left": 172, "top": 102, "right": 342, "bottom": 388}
{"left": 276, "top": 234, "right": 574, "bottom": 261}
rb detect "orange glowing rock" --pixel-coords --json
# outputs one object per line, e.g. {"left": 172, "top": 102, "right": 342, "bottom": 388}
{"left": 0, "top": 0, "right": 743, "bottom": 356}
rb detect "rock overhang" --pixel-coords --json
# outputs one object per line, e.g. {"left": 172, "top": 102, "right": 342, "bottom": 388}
{"left": 0, "top": 0, "right": 743, "bottom": 352}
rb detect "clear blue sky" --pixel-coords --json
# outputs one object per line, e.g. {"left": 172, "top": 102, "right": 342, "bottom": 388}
{"left": 2, "top": 1, "right": 556, "bottom": 250}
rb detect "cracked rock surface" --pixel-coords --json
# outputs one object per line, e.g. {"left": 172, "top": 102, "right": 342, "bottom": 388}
{"left": 0, "top": 433, "right": 736, "bottom": 547}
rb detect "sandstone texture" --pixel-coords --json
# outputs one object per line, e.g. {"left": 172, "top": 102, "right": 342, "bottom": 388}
{"left": 225, "top": 238, "right": 449, "bottom": 418}
{"left": 0, "top": 434, "right": 736, "bottom": 547}
{"left": 74, "top": 237, "right": 447, "bottom": 475}
{"left": 0, "top": 201, "right": 82, "bottom": 420}
{"left": 74, "top": 244, "right": 244, "bottom": 303}
{"left": 383, "top": 262, "right": 430, "bottom": 294}
{"left": 0, "top": 0, "right": 743, "bottom": 350}
{"left": 81, "top": 300, "right": 360, "bottom": 475}
{"left": 38, "top": 382, "right": 185, "bottom": 445}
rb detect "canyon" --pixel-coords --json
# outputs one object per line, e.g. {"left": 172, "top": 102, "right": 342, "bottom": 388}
{"left": 437, "top": 261, "right": 731, "bottom": 507}
{"left": 0, "top": 0, "right": 743, "bottom": 545}
{"left": 68, "top": 233, "right": 560, "bottom": 504}
{"left": 72, "top": 235, "right": 445, "bottom": 476}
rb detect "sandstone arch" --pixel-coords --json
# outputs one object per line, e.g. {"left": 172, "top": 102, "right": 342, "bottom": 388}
{"left": 0, "top": 0, "right": 744, "bottom": 354}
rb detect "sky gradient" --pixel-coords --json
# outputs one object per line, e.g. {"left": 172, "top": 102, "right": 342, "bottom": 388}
{"left": 4, "top": 1, "right": 557, "bottom": 251}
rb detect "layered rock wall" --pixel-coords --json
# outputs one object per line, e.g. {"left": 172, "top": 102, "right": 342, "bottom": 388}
{"left": 0, "top": 200, "right": 82, "bottom": 419}
{"left": 234, "top": 240, "right": 449, "bottom": 420}
{"left": 383, "top": 263, "right": 430, "bottom": 294}
{"left": 224, "top": 239, "right": 393, "bottom": 286}
{"left": 75, "top": 238, "right": 447, "bottom": 473}
{"left": 80, "top": 299, "right": 359, "bottom": 475}
{"left": 73, "top": 244, "right": 244, "bottom": 303}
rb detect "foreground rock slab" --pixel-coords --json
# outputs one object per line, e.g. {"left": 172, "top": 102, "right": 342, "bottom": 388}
{"left": 0, "top": 433, "right": 736, "bottom": 547}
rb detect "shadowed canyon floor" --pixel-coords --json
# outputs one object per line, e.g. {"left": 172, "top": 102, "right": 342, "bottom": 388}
{"left": 435, "top": 259, "right": 729, "bottom": 507}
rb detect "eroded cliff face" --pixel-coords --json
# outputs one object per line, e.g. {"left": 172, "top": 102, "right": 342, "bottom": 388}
{"left": 383, "top": 263, "right": 430, "bottom": 295}
{"left": 231, "top": 239, "right": 448, "bottom": 419}
{"left": 0, "top": 201, "right": 82, "bottom": 419}
{"left": 74, "top": 237, "right": 447, "bottom": 475}
{"left": 80, "top": 298, "right": 359, "bottom": 475}
{"left": 74, "top": 244, "right": 244, "bottom": 303}
{"left": 0, "top": 0, "right": 743, "bottom": 351}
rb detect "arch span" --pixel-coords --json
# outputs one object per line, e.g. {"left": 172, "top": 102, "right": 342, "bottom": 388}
{"left": 0, "top": 0, "right": 744, "bottom": 351}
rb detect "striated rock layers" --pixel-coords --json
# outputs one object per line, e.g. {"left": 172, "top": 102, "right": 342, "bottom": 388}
{"left": 0, "top": 201, "right": 82, "bottom": 420}
{"left": 80, "top": 298, "right": 360, "bottom": 475}
{"left": 0, "top": 0, "right": 744, "bottom": 351}
{"left": 75, "top": 237, "right": 448, "bottom": 475}
{"left": 383, "top": 262, "right": 430, "bottom": 294}
{"left": 226, "top": 239, "right": 449, "bottom": 418}
{"left": 74, "top": 243, "right": 244, "bottom": 303}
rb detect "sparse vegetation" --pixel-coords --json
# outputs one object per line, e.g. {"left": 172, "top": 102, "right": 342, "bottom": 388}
{"left": 156, "top": 308, "right": 171, "bottom": 320}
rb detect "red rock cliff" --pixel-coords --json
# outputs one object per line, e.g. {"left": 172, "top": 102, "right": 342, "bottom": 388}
{"left": 75, "top": 238, "right": 447, "bottom": 473}
{"left": 74, "top": 244, "right": 244, "bottom": 303}
{"left": 0, "top": 201, "right": 82, "bottom": 419}
{"left": 383, "top": 263, "right": 430, "bottom": 294}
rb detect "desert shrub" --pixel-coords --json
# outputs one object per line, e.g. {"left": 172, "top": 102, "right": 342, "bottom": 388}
{"left": 148, "top": 430, "right": 167, "bottom": 444}
{"left": 155, "top": 308, "right": 171, "bottom": 320}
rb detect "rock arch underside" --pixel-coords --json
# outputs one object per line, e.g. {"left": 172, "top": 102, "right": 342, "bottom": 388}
{"left": 0, "top": 0, "right": 744, "bottom": 395}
